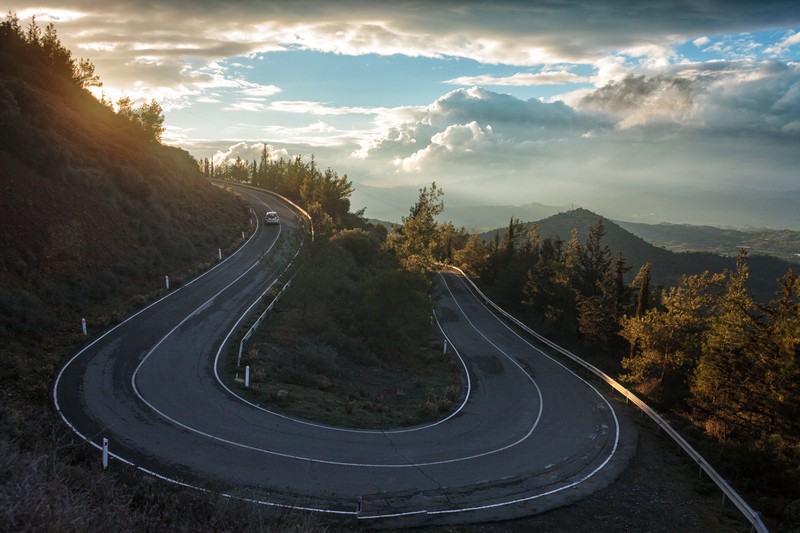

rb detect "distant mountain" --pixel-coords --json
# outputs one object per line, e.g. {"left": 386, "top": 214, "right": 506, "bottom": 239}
{"left": 615, "top": 220, "right": 800, "bottom": 265}
{"left": 351, "top": 183, "right": 568, "bottom": 230}
{"left": 437, "top": 202, "right": 566, "bottom": 232}
{"left": 583, "top": 188, "right": 800, "bottom": 231}
{"left": 484, "top": 208, "right": 795, "bottom": 302}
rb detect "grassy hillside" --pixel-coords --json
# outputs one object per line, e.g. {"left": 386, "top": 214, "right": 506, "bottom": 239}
{"left": 484, "top": 208, "right": 795, "bottom": 302}
{"left": 0, "top": 19, "right": 251, "bottom": 384}
{"left": 0, "top": 18, "right": 276, "bottom": 531}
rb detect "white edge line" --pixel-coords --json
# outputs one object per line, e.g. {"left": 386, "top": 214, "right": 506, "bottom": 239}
{"left": 358, "top": 273, "right": 622, "bottom": 520}
{"left": 52, "top": 201, "right": 261, "bottom": 438}
{"left": 210, "top": 284, "right": 473, "bottom": 436}
{"left": 51, "top": 185, "right": 622, "bottom": 521}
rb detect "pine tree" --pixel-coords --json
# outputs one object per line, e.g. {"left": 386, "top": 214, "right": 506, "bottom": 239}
{"left": 386, "top": 182, "right": 444, "bottom": 272}
{"left": 764, "top": 268, "right": 800, "bottom": 440}
{"left": 691, "top": 250, "right": 777, "bottom": 440}
{"left": 577, "top": 252, "right": 630, "bottom": 345}
{"left": 621, "top": 271, "right": 724, "bottom": 399}
{"left": 631, "top": 262, "right": 652, "bottom": 317}
{"left": 454, "top": 233, "right": 489, "bottom": 277}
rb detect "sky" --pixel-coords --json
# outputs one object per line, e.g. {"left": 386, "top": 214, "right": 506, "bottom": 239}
{"left": 12, "top": 1, "right": 800, "bottom": 228}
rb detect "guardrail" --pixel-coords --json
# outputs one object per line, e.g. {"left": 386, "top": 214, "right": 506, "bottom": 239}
{"left": 212, "top": 179, "right": 315, "bottom": 242}
{"left": 443, "top": 264, "right": 767, "bottom": 533}
{"left": 218, "top": 182, "right": 316, "bottom": 371}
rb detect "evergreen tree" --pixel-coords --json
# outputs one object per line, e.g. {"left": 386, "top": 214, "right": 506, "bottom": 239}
{"left": 523, "top": 236, "right": 572, "bottom": 324}
{"left": 137, "top": 99, "right": 165, "bottom": 142}
{"left": 767, "top": 269, "right": 800, "bottom": 439}
{"left": 386, "top": 182, "right": 444, "bottom": 272}
{"left": 73, "top": 57, "right": 102, "bottom": 89}
{"left": 691, "top": 251, "right": 777, "bottom": 440}
{"left": 578, "top": 218, "right": 612, "bottom": 298}
{"left": 454, "top": 233, "right": 489, "bottom": 277}
{"left": 621, "top": 271, "right": 724, "bottom": 399}
{"left": 577, "top": 251, "right": 630, "bottom": 345}
{"left": 631, "top": 262, "right": 653, "bottom": 317}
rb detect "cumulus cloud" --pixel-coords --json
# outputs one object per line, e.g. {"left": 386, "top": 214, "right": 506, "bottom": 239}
{"left": 14, "top": 0, "right": 800, "bottom": 105}
{"left": 573, "top": 60, "right": 800, "bottom": 135}
{"left": 693, "top": 36, "right": 711, "bottom": 47}
{"left": 579, "top": 75, "right": 695, "bottom": 128}
{"left": 211, "top": 142, "right": 288, "bottom": 166}
{"left": 347, "top": 72, "right": 800, "bottom": 208}
{"left": 357, "top": 86, "right": 599, "bottom": 167}
{"left": 394, "top": 121, "right": 491, "bottom": 172}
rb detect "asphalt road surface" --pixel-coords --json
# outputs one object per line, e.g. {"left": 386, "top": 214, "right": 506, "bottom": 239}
{"left": 54, "top": 184, "right": 635, "bottom": 528}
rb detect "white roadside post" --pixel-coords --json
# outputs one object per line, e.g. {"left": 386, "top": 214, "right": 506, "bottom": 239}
{"left": 242, "top": 231, "right": 245, "bottom": 240}
{"left": 81, "top": 318, "right": 87, "bottom": 336}
{"left": 245, "top": 366, "right": 250, "bottom": 388}
{"left": 165, "top": 275, "right": 170, "bottom": 290}
{"left": 443, "top": 339, "right": 448, "bottom": 354}
{"left": 218, "top": 248, "right": 222, "bottom": 260}
{"left": 102, "top": 438, "right": 109, "bottom": 469}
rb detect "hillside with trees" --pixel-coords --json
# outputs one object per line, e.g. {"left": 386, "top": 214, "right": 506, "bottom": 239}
{"left": 0, "top": 15, "right": 260, "bottom": 530}
{"left": 448, "top": 209, "right": 799, "bottom": 528}
{"left": 0, "top": 14, "right": 251, "bottom": 345}
{"left": 483, "top": 208, "right": 796, "bottom": 302}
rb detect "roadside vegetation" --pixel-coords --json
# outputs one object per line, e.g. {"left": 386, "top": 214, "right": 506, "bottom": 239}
{"left": 442, "top": 213, "right": 800, "bottom": 530}
{"left": 219, "top": 169, "right": 463, "bottom": 427}
{"left": 0, "top": 15, "right": 298, "bottom": 531}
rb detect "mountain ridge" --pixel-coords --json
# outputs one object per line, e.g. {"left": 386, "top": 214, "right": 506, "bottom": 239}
{"left": 482, "top": 208, "right": 795, "bottom": 302}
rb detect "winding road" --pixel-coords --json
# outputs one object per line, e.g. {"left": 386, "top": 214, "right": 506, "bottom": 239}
{"left": 53, "top": 184, "right": 635, "bottom": 527}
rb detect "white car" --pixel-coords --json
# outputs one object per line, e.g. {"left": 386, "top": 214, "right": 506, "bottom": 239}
{"left": 264, "top": 211, "right": 280, "bottom": 225}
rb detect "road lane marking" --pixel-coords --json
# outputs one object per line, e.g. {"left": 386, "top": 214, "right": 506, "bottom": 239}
{"left": 53, "top": 192, "right": 263, "bottom": 445}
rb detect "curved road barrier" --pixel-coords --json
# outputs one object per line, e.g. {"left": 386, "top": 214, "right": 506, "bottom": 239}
{"left": 443, "top": 264, "right": 767, "bottom": 533}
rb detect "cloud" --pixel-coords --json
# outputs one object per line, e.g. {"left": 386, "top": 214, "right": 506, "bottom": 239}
{"left": 241, "top": 85, "right": 282, "bottom": 97}
{"left": 356, "top": 87, "right": 608, "bottom": 182}
{"left": 778, "top": 32, "right": 800, "bottom": 48}
{"left": 348, "top": 74, "right": 800, "bottom": 203}
{"left": 444, "top": 71, "right": 592, "bottom": 86}
{"left": 211, "top": 142, "right": 289, "bottom": 166}
{"left": 225, "top": 101, "right": 271, "bottom": 112}
{"left": 394, "top": 121, "right": 490, "bottom": 172}
{"left": 267, "top": 101, "right": 384, "bottom": 116}
{"left": 579, "top": 74, "right": 694, "bottom": 128}
{"left": 766, "top": 31, "right": 800, "bottom": 55}
{"left": 15, "top": 1, "right": 800, "bottom": 103}
{"left": 693, "top": 36, "right": 711, "bottom": 47}
{"left": 573, "top": 60, "right": 800, "bottom": 135}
